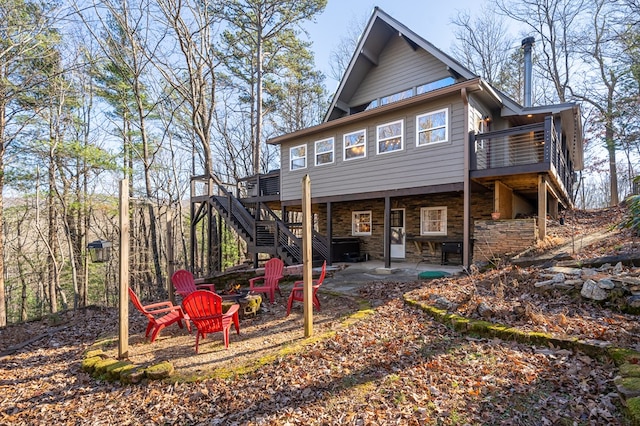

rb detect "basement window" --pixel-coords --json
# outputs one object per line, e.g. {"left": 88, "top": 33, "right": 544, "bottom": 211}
{"left": 420, "top": 206, "right": 447, "bottom": 236}
{"left": 352, "top": 211, "right": 372, "bottom": 236}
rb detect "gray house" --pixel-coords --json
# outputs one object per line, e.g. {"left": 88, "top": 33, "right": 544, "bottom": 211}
{"left": 195, "top": 7, "right": 583, "bottom": 272}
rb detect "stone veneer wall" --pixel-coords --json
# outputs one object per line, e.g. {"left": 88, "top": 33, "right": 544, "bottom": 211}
{"left": 319, "top": 194, "right": 465, "bottom": 264}
{"left": 311, "top": 188, "right": 526, "bottom": 265}
{"left": 473, "top": 219, "right": 538, "bottom": 262}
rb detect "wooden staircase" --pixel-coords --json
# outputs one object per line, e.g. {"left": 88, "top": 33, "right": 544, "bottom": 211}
{"left": 209, "top": 183, "right": 328, "bottom": 266}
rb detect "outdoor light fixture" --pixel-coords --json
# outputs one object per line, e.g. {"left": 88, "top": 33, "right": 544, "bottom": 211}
{"left": 87, "top": 240, "right": 112, "bottom": 263}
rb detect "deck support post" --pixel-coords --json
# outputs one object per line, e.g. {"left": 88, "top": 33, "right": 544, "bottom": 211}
{"left": 462, "top": 87, "right": 471, "bottom": 268}
{"left": 384, "top": 196, "right": 391, "bottom": 269}
{"left": 326, "top": 202, "right": 332, "bottom": 266}
{"left": 538, "top": 175, "right": 547, "bottom": 239}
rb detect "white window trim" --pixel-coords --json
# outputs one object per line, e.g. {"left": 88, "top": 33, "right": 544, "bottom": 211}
{"left": 315, "top": 137, "right": 334, "bottom": 166}
{"left": 343, "top": 129, "right": 367, "bottom": 161}
{"left": 376, "top": 119, "right": 404, "bottom": 155}
{"left": 416, "top": 108, "right": 449, "bottom": 147}
{"left": 352, "top": 210, "right": 372, "bottom": 236}
{"left": 289, "top": 144, "right": 307, "bottom": 171}
{"left": 420, "top": 206, "right": 447, "bottom": 236}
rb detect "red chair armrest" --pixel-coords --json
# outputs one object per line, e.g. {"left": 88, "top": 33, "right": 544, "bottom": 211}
{"left": 145, "top": 305, "right": 183, "bottom": 315}
{"left": 143, "top": 301, "right": 175, "bottom": 310}
{"left": 248, "top": 276, "right": 265, "bottom": 286}
{"left": 223, "top": 304, "right": 240, "bottom": 317}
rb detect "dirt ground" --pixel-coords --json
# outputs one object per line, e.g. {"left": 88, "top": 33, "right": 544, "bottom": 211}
{"left": 1, "top": 205, "right": 638, "bottom": 425}
{"left": 104, "top": 288, "right": 364, "bottom": 379}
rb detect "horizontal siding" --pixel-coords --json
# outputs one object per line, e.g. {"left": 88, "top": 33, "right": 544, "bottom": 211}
{"left": 350, "top": 35, "right": 451, "bottom": 107}
{"left": 280, "top": 96, "right": 466, "bottom": 201}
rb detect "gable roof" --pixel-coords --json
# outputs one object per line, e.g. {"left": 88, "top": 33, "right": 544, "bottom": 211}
{"left": 319, "top": 7, "right": 583, "bottom": 170}
{"left": 324, "top": 7, "right": 478, "bottom": 122}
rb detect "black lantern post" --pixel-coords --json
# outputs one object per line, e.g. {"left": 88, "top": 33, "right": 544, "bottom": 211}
{"left": 87, "top": 240, "right": 112, "bottom": 263}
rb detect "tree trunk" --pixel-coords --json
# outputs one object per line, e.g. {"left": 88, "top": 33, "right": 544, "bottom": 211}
{"left": 254, "top": 26, "right": 263, "bottom": 176}
{"left": 48, "top": 156, "right": 59, "bottom": 314}
{"left": 605, "top": 109, "right": 619, "bottom": 206}
{"left": 0, "top": 98, "right": 6, "bottom": 327}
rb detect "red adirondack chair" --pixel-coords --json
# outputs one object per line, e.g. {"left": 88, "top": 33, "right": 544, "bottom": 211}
{"left": 286, "top": 261, "right": 326, "bottom": 316}
{"left": 171, "top": 269, "right": 217, "bottom": 298}
{"left": 181, "top": 290, "right": 240, "bottom": 353}
{"left": 248, "top": 257, "right": 284, "bottom": 303}
{"left": 128, "top": 288, "right": 191, "bottom": 343}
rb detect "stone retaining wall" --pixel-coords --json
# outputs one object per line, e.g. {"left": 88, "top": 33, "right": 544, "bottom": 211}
{"left": 473, "top": 219, "right": 538, "bottom": 262}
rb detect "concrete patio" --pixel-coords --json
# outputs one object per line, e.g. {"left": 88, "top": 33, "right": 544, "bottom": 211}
{"left": 319, "top": 260, "right": 465, "bottom": 296}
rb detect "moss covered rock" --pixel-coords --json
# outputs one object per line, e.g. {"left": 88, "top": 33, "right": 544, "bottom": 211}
{"left": 621, "top": 363, "right": 640, "bottom": 378}
{"left": 626, "top": 396, "right": 640, "bottom": 426}
{"left": 616, "top": 376, "right": 640, "bottom": 399}
{"left": 145, "top": 361, "right": 174, "bottom": 380}
{"left": 105, "top": 361, "right": 135, "bottom": 381}
{"left": 81, "top": 356, "right": 105, "bottom": 373}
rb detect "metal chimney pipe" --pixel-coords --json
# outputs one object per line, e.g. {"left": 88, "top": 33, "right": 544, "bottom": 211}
{"left": 522, "top": 36, "right": 535, "bottom": 107}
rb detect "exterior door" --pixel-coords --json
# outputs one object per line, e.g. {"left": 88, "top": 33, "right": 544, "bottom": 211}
{"left": 390, "top": 208, "right": 405, "bottom": 259}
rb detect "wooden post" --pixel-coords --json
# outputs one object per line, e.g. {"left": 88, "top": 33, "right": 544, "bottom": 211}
{"left": 538, "top": 175, "right": 547, "bottom": 239}
{"left": 326, "top": 201, "right": 332, "bottom": 266}
{"left": 119, "top": 179, "right": 130, "bottom": 359}
{"left": 384, "top": 196, "right": 391, "bottom": 269}
{"left": 167, "top": 213, "right": 175, "bottom": 305}
{"left": 302, "top": 175, "right": 313, "bottom": 337}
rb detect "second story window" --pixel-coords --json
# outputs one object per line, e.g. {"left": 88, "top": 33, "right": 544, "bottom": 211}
{"left": 290, "top": 144, "right": 306, "bottom": 170}
{"left": 417, "top": 108, "right": 448, "bottom": 146}
{"left": 315, "top": 137, "right": 334, "bottom": 166}
{"left": 344, "top": 129, "right": 366, "bottom": 161}
{"left": 377, "top": 119, "right": 404, "bottom": 154}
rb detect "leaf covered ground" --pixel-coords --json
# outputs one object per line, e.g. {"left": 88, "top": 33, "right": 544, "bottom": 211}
{"left": 1, "top": 207, "right": 638, "bottom": 425}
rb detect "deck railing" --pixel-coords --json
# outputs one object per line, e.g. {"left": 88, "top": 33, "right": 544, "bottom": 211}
{"left": 472, "top": 122, "right": 546, "bottom": 170}
{"left": 239, "top": 170, "right": 280, "bottom": 198}
{"left": 471, "top": 116, "right": 574, "bottom": 193}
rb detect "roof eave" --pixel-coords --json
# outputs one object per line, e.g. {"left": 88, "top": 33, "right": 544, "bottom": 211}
{"left": 269, "top": 78, "right": 483, "bottom": 146}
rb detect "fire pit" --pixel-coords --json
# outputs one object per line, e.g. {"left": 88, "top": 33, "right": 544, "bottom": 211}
{"left": 220, "top": 288, "right": 250, "bottom": 303}
{"left": 220, "top": 286, "right": 262, "bottom": 318}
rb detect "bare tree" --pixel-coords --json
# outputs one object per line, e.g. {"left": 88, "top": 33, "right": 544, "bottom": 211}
{"left": 217, "top": 0, "right": 327, "bottom": 175}
{"left": 78, "top": 0, "right": 167, "bottom": 290}
{"left": 451, "top": 6, "right": 513, "bottom": 85}
{"left": 498, "top": 0, "right": 584, "bottom": 104}
{"left": 571, "top": 0, "right": 633, "bottom": 206}
{"left": 153, "top": 0, "right": 219, "bottom": 178}
{"left": 327, "top": 12, "right": 368, "bottom": 86}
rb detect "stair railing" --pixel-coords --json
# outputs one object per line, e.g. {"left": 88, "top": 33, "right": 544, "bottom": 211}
{"left": 211, "top": 180, "right": 255, "bottom": 238}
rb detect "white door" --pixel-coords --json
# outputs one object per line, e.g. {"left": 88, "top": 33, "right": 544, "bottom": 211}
{"left": 390, "top": 209, "right": 405, "bottom": 259}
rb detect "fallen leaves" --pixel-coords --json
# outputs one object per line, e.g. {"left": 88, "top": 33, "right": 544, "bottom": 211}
{"left": 0, "top": 207, "right": 637, "bottom": 424}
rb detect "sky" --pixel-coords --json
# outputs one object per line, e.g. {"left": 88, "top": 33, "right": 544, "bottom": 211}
{"left": 303, "top": 0, "right": 492, "bottom": 89}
